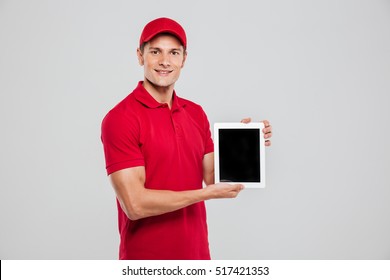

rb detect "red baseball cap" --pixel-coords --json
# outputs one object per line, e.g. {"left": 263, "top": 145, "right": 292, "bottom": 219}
{"left": 139, "top": 17, "right": 187, "bottom": 49}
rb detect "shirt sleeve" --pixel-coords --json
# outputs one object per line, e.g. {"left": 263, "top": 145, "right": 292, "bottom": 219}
{"left": 101, "top": 110, "right": 145, "bottom": 175}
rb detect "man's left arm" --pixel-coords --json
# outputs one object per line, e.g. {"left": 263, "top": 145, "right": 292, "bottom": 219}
{"left": 203, "top": 152, "right": 215, "bottom": 186}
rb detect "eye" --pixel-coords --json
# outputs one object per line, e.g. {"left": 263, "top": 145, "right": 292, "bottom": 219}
{"left": 150, "top": 50, "right": 159, "bottom": 55}
{"left": 171, "top": 51, "right": 180, "bottom": 55}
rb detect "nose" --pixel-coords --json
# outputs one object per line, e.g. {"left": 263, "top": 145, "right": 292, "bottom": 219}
{"left": 158, "top": 52, "right": 170, "bottom": 67}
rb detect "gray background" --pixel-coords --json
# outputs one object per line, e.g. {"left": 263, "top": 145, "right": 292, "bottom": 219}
{"left": 0, "top": 0, "right": 389, "bottom": 259}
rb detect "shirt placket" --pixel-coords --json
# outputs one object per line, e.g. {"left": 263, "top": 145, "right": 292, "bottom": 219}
{"left": 170, "top": 108, "right": 183, "bottom": 139}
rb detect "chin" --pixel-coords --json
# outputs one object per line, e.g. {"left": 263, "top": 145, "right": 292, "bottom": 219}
{"left": 152, "top": 78, "right": 178, "bottom": 88}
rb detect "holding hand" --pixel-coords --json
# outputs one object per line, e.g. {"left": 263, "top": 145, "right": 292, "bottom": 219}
{"left": 241, "top": 117, "right": 272, "bottom": 146}
{"left": 204, "top": 183, "right": 244, "bottom": 199}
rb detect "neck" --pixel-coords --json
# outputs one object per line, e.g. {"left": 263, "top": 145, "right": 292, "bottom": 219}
{"left": 143, "top": 79, "right": 174, "bottom": 108}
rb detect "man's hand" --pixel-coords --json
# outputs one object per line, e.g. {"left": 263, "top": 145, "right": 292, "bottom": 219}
{"left": 203, "top": 183, "right": 244, "bottom": 199}
{"left": 241, "top": 117, "right": 272, "bottom": 146}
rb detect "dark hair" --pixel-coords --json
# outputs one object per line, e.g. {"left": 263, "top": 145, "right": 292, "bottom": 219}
{"left": 139, "top": 42, "right": 147, "bottom": 53}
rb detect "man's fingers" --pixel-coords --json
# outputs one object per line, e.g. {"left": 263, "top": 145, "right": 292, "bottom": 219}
{"left": 228, "top": 184, "right": 244, "bottom": 197}
{"left": 262, "top": 124, "right": 272, "bottom": 133}
{"left": 213, "top": 183, "right": 244, "bottom": 198}
{"left": 262, "top": 122, "right": 272, "bottom": 144}
{"left": 262, "top": 119, "right": 270, "bottom": 127}
{"left": 240, "top": 117, "right": 251, "bottom": 124}
{"left": 263, "top": 126, "right": 272, "bottom": 137}
{"left": 219, "top": 183, "right": 244, "bottom": 191}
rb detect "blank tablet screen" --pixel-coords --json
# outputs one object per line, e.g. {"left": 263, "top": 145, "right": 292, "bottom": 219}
{"left": 218, "top": 128, "right": 260, "bottom": 182}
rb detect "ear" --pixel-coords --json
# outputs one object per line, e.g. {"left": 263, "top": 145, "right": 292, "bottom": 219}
{"left": 181, "top": 51, "right": 187, "bottom": 68}
{"left": 137, "top": 48, "right": 144, "bottom": 66}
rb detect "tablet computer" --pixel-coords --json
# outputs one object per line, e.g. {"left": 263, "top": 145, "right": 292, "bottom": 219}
{"left": 214, "top": 122, "right": 265, "bottom": 188}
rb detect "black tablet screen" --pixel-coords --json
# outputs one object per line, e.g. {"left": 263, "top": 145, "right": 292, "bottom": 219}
{"left": 218, "top": 128, "right": 260, "bottom": 182}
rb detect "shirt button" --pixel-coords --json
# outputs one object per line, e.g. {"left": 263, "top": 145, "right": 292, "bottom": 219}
{"left": 175, "top": 125, "right": 182, "bottom": 136}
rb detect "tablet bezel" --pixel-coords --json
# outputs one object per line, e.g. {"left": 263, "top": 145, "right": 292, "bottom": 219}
{"left": 214, "top": 122, "right": 266, "bottom": 188}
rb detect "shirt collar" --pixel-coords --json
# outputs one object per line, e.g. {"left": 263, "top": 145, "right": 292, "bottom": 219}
{"left": 133, "top": 81, "right": 185, "bottom": 111}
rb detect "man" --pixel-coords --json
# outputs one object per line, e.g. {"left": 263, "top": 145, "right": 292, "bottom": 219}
{"left": 101, "top": 17, "right": 272, "bottom": 260}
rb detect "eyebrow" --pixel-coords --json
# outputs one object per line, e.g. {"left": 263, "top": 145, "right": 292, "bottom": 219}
{"left": 148, "top": 47, "right": 183, "bottom": 52}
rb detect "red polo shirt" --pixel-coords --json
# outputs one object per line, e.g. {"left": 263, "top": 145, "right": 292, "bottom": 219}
{"left": 101, "top": 81, "right": 214, "bottom": 259}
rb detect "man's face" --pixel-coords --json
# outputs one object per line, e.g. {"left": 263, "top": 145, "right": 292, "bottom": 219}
{"left": 137, "top": 34, "right": 186, "bottom": 89}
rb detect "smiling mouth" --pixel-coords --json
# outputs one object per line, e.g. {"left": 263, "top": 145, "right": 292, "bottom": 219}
{"left": 155, "top": 69, "right": 173, "bottom": 75}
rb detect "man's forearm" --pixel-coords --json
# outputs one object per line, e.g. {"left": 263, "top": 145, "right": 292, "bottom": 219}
{"left": 124, "top": 187, "right": 206, "bottom": 220}
{"left": 111, "top": 166, "right": 242, "bottom": 221}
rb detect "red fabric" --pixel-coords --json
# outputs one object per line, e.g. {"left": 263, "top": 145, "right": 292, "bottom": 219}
{"left": 101, "top": 81, "right": 213, "bottom": 259}
{"left": 139, "top": 17, "right": 187, "bottom": 48}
